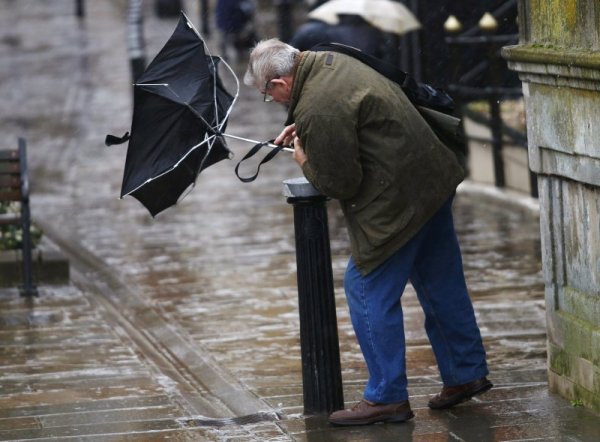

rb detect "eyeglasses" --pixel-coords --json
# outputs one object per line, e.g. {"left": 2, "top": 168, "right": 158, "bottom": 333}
{"left": 262, "top": 77, "right": 278, "bottom": 102}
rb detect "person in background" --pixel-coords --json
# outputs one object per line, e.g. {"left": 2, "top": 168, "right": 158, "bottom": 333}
{"left": 273, "top": 0, "right": 295, "bottom": 43}
{"left": 304, "top": 0, "right": 328, "bottom": 10}
{"left": 289, "top": 15, "right": 387, "bottom": 60}
{"left": 215, "top": 0, "right": 258, "bottom": 61}
{"left": 244, "top": 38, "right": 492, "bottom": 426}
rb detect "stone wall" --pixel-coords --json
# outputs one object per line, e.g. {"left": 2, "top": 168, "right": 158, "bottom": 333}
{"left": 503, "top": 0, "right": 600, "bottom": 412}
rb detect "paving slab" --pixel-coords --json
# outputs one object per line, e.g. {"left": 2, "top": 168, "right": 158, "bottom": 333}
{"left": 0, "top": 285, "right": 252, "bottom": 441}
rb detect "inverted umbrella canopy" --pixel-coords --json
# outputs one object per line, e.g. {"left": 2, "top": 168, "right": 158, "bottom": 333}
{"left": 117, "top": 12, "right": 236, "bottom": 217}
{"left": 308, "top": 0, "right": 421, "bottom": 36}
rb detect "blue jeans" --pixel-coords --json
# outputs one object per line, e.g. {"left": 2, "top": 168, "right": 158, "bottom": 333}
{"left": 344, "top": 197, "right": 488, "bottom": 403}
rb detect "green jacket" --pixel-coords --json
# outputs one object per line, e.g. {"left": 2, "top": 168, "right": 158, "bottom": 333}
{"left": 286, "top": 51, "right": 464, "bottom": 275}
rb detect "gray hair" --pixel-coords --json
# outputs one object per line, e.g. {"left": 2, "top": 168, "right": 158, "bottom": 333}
{"left": 243, "top": 38, "right": 300, "bottom": 88}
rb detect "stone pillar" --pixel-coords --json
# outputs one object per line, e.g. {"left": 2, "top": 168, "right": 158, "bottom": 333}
{"left": 503, "top": 0, "right": 600, "bottom": 412}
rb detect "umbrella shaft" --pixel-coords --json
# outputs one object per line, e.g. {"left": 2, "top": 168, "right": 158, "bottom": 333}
{"left": 221, "top": 133, "right": 294, "bottom": 152}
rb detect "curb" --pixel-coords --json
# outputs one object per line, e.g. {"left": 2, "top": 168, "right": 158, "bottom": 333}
{"left": 33, "top": 217, "right": 274, "bottom": 420}
{"left": 458, "top": 179, "right": 540, "bottom": 214}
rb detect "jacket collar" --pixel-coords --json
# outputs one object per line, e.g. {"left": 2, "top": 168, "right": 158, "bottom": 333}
{"left": 285, "top": 51, "right": 314, "bottom": 126}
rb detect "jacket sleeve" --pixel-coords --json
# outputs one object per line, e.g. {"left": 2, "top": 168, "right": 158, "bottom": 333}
{"left": 298, "top": 114, "right": 363, "bottom": 200}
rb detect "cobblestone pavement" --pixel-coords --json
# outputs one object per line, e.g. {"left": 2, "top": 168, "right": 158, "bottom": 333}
{"left": 1, "top": 1, "right": 599, "bottom": 440}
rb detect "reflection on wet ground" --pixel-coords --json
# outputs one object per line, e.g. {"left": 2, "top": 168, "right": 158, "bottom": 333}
{"left": 1, "top": 0, "right": 599, "bottom": 440}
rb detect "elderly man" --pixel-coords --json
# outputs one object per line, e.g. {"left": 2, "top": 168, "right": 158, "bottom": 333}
{"left": 244, "top": 39, "right": 492, "bottom": 426}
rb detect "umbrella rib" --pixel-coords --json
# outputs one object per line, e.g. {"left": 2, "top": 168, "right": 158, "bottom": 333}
{"left": 121, "top": 134, "right": 219, "bottom": 199}
{"left": 133, "top": 83, "right": 223, "bottom": 143}
{"left": 212, "top": 56, "right": 239, "bottom": 132}
{"left": 182, "top": 11, "right": 239, "bottom": 133}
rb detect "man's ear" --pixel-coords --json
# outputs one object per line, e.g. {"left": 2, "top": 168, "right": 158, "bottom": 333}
{"left": 273, "top": 75, "right": 293, "bottom": 91}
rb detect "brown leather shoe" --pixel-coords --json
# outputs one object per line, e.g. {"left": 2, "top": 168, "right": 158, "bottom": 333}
{"left": 328, "top": 399, "right": 414, "bottom": 426}
{"left": 428, "top": 377, "right": 493, "bottom": 409}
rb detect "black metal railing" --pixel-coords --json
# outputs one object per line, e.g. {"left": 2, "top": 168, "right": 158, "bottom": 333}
{"left": 444, "top": 4, "right": 537, "bottom": 198}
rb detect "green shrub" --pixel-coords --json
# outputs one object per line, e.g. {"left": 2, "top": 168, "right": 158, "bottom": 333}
{"left": 0, "top": 202, "right": 43, "bottom": 251}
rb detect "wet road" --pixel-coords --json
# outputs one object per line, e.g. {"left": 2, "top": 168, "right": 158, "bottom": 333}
{"left": 1, "top": 0, "right": 599, "bottom": 440}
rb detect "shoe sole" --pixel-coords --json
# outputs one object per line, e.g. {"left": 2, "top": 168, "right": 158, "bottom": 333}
{"left": 428, "top": 381, "right": 493, "bottom": 410}
{"left": 329, "top": 410, "right": 415, "bottom": 426}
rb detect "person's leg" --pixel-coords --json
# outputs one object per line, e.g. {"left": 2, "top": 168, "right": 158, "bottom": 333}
{"left": 219, "top": 32, "right": 235, "bottom": 61}
{"left": 409, "top": 197, "right": 489, "bottom": 386}
{"left": 330, "top": 252, "right": 415, "bottom": 425}
{"left": 344, "top": 235, "right": 423, "bottom": 403}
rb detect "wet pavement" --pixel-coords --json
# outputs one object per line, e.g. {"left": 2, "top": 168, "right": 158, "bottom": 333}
{"left": 1, "top": 0, "right": 600, "bottom": 440}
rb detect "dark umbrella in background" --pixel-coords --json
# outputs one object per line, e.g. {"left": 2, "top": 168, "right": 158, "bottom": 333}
{"left": 106, "top": 12, "right": 236, "bottom": 217}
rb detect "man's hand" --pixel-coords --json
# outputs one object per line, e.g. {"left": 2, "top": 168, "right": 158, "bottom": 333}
{"left": 274, "top": 123, "right": 296, "bottom": 147}
{"left": 275, "top": 123, "right": 307, "bottom": 167}
{"left": 292, "top": 136, "right": 307, "bottom": 167}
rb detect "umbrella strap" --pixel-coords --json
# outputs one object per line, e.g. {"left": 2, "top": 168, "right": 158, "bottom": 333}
{"left": 235, "top": 139, "right": 284, "bottom": 183}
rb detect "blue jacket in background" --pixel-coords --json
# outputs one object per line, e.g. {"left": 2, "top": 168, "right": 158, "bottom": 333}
{"left": 216, "top": 0, "right": 254, "bottom": 33}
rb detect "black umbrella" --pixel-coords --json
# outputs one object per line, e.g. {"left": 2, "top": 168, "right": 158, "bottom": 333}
{"left": 106, "top": 12, "right": 236, "bottom": 217}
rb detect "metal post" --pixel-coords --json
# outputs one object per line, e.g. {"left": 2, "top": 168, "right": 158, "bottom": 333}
{"left": 444, "top": 15, "right": 463, "bottom": 85}
{"left": 274, "top": 0, "right": 294, "bottom": 43}
{"left": 127, "top": 0, "right": 146, "bottom": 84}
{"left": 199, "top": 0, "right": 210, "bottom": 37}
{"left": 481, "top": 12, "right": 505, "bottom": 188}
{"left": 283, "top": 178, "right": 344, "bottom": 415}
{"left": 75, "top": 0, "right": 85, "bottom": 18}
{"left": 18, "top": 138, "right": 37, "bottom": 297}
{"left": 407, "top": 0, "right": 421, "bottom": 81}
{"left": 489, "top": 97, "right": 505, "bottom": 188}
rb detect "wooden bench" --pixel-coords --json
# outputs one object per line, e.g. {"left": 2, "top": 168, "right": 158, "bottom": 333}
{"left": 0, "top": 138, "right": 37, "bottom": 296}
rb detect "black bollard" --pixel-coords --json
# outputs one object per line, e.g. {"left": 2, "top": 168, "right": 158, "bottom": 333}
{"left": 284, "top": 178, "right": 344, "bottom": 415}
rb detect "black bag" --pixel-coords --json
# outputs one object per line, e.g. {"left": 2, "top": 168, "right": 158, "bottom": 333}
{"left": 311, "top": 42, "right": 466, "bottom": 164}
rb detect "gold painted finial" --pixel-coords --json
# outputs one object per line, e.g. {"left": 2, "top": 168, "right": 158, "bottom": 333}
{"left": 444, "top": 15, "right": 463, "bottom": 33}
{"left": 479, "top": 12, "right": 498, "bottom": 31}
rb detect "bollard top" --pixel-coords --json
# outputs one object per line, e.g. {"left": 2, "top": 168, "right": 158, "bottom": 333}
{"left": 283, "top": 177, "right": 321, "bottom": 198}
